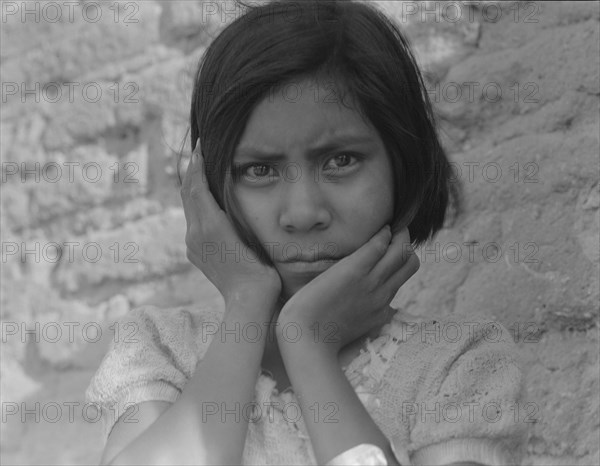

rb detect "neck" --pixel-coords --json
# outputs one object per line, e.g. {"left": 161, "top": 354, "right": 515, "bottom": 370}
{"left": 263, "top": 302, "right": 397, "bottom": 355}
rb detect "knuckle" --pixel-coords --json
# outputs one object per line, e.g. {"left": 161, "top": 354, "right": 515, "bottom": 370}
{"left": 180, "top": 184, "right": 189, "bottom": 197}
{"left": 186, "top": 248, "right": 195, "bottom": 263}
{"left": 366, "top": 275, "right": 382, "bottom": 293}
{"left": 189, "top": 186, "right": 203, "bottom": 201}
{"left": 374, "top": 295, "right": 388, "bottom": 311}
{"left": 372, "top": 272, "right": 386, "bottom": 290}
{"left": 184, "top": 232, "right": 194, "bottom": 249}
{"left": 408, "top": 253, "right": 420, "bottom": 273}
{"left": 185, "top": 228, "right": 201, "bottom": 249}
{"left": 186, "top": 245, "right": 202, "bottom": 267}
{"left": 345, "top": 270, "right": 363, "bottom": 289}
{"left": 375, "top": 237, "right": 388, "bottom": 255}
{"left": 400, "top": 228, "right": 411, "bottom": 244}
{"left": 349, "top": 265, "right": 365, "bottom": 282}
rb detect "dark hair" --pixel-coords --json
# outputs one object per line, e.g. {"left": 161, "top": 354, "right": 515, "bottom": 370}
{"left": 186, "top": 0, "right": 459, "bottom": 265}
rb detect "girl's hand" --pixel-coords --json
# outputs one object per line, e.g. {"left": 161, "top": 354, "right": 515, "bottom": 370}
{"left": 181, "top": 141, "right": 282, "bottom": 306}
{"left": 277, "top": 225, "right": 419, "bottom": 355}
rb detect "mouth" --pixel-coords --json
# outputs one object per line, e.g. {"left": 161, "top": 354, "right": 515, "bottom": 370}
{"left": 276, "top": 258, "right": 340, "bottom": 274}
{"left": 281, "top": 255, "right": 341, "bottom": 263}
{"left": 279, "top": 250, "right": 344, "bottom": 263}
{"left": 279, "top": 254, "right": 342, "bottom": 274}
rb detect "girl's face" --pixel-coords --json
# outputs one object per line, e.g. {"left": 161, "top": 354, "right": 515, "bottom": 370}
{"left": 232, "top": 79, "right": 395, "bottom": 300}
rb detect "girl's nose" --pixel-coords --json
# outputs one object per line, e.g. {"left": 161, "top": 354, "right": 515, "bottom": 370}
{"left": 278, "top": 176, "right": 332, "bottom": 232}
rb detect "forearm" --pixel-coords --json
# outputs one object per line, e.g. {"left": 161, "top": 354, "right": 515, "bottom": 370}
{"left": 280, "top": 343, "right": 399, "bottom": 465}
{"left": 281, "top": 347, "right": 492, "bottom": 466}
{"left": 108, "top": 293, "right": 276, "bottom": 465}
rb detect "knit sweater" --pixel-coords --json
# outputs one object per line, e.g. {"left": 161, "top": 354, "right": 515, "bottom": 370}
{"left": 86, "top": 305, "right": 529, "bottom": 465}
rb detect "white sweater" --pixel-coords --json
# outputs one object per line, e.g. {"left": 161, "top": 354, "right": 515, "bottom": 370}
{"left": 86, "top": 305, "right": 529, "bottom": 465}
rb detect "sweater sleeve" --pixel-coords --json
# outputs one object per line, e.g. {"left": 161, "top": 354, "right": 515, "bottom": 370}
{"left": 84, "top": 304, "right": 222, "bottom": 443}
{"left": 382, "top": 316, "right": 530, "bottom": 466}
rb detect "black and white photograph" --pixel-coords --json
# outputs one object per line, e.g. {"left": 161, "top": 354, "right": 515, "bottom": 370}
{"left": 1, "top": 1, "right": 599, "bottom": 464}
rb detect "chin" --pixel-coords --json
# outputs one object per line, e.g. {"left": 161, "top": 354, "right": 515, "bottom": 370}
{"left": 279, "top": 273, "right": 318, "bottom": 301}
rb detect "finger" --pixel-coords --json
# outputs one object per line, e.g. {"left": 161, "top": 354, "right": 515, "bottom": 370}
{"left": 192, "top": 142, "right": 209, "bottom": 186}
{"left": 339, "top": 225, "right": 392, "bottom": 274}
{"left": 181, "top": 140, "right": 220, "bottom": 219}
{"left": 181, "top": 140, "right": 196, "bottom": 190}
{"left": 381, "top": 250, "right": 420, "bottom": 298}
{"left": 373, "top": 304, "right": 398, "bottom": 329}
{"left": 370, "top": 227, "right": 414, "bottom": 279}
{"left": 181, "top": 140, "right": 206, "bottom": 193}
{"left": 181, "top": 141, "right": 199, "bottom": 216}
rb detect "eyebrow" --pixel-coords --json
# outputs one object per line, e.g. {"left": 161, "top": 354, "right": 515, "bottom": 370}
{"left": 234, "top": 134, "right": 378, "bottom": 161}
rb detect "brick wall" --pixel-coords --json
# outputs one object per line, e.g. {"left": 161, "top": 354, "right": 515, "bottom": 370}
{"left": 1, "top": 2, "right": 598, "bottom": 464}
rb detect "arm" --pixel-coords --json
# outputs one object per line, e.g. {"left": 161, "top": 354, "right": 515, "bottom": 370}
{"left": 98, "top": 141, "right": 279, "bottom": 464}
{"left": 280, "top": 341, "right": 400, "bottom": 465}
{"left": 280, "top": 341, "right": 503, "bottom": 466}
{"left": 274, "top": 225, "right": 519, "bottom": 465}
{"left": 272, "top": 224, "right": 417, "bottom": 464}
{"left": 104, "top": 291, "right": 277, "bottom": 465}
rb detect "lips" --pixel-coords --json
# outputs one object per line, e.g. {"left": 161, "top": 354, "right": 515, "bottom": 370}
{"left": 281, "top": 255, "right": 341, "bottom": 263}
{"left": 278, "top": 248, "right": 344, "bottom": 263}
{"left": 277, "top": 258, "right": 340, "bottom": 274}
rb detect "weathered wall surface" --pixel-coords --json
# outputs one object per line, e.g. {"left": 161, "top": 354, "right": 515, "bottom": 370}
{"left": 1, "top": 1, "right": 598, "bottom": 464}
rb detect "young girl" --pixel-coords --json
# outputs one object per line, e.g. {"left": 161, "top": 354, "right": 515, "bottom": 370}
{"left": 87, "top": 1, "right": 527, "bottom": 464}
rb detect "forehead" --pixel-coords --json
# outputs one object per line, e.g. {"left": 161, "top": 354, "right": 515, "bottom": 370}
{"left": 236, "top": 79, "right": 377, "bottom": 155}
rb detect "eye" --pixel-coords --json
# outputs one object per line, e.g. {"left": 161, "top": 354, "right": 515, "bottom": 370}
{"left": 247, "top": 164, "right": 272, "bottom": 178}
{"left": 233, "top": 163, "right": 277, "bottom": 184}
{"left": 323, "top": 153, "right": 360, "bottom": 175}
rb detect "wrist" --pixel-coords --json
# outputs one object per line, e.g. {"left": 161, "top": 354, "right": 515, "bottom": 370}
{"left": 278, "top": 335, "right": 339, "bottom": 369}
{"left": 277, "top": 317, "right": 342, "bottom": 357}
{"left": 326, "top": 444, "right": 389, "bottom": 466}
{"left": 224, "top": 293, "right": 278, "bottom": 327}
{"left": 225, "top": 286, "right": 278, "bottom": 310}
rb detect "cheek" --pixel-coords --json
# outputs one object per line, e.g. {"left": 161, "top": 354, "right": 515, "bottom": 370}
{"left": 353, "top": 171, "right": 394, "bottom": 222}
{"left": 232, "top": 188, "right": 271, "bottom": 234}
{"left": 378, "top": 162, "right": 396, "bottom": 220}
{"left": 361, "top": 187, "right": 394, "bottom": 225}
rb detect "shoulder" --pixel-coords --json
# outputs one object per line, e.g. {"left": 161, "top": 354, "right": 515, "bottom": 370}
{"left": 85, "top": 303, "right": 223, "bottom": 441}
{"left": 382, "top": 312, "right": 524, "bottom": 406}
{"left": 97, "top": 303, "right": 223, "bottom": 378}
{"left": 385, "top": 312, "right": 522, "bottom": 380}
{"left": 118, "top": 304, "right": 223, "bottom": 368}
{"left": 380, "top": 312, "right": 528, "bottom": 464}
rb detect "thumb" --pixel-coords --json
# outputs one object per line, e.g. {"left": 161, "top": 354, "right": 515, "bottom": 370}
{"left": 344, "top": 225, "right": 392, "bottom": 272}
